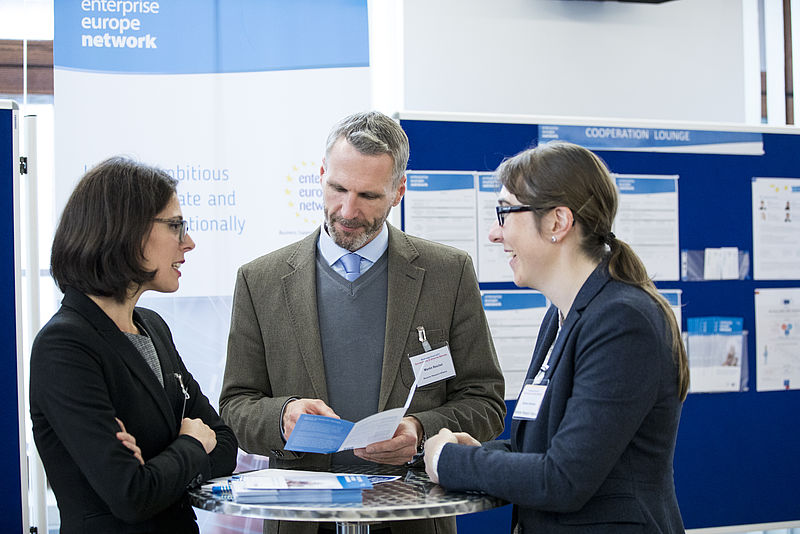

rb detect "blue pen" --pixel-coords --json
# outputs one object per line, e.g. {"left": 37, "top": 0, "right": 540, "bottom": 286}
{"left": 208, "top": 474, "right": 242, "bottom": 494}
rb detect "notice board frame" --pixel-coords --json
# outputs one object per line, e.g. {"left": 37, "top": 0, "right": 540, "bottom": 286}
{"left": 0, "top": 100, "right": 25, "bottom": 532}
{"left": 398, "top": 111, "right": 800, "bottom": 530}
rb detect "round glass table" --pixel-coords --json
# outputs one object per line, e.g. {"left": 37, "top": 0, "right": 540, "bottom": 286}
{"left": 188, "top": 464, "right": 507, "bottom": 534}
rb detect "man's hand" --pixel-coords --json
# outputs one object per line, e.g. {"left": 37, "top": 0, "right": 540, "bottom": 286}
{"left": 353, "top": 416, "right": 421, "bottom": 465}
{"left": 282, "top": 398, "right": 339, "bottom": 439}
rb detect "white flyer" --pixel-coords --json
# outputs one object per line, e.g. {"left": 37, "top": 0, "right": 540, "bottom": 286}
{"left": 752, "top": 177, "right": 800, "bottom": 280}
{"left": 754, "top": 288, "right": 800, "bottom": 391}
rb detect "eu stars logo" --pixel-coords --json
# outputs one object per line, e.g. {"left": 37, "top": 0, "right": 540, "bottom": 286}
{"left": 284, "top": 160, "right": 324, "bottom": 232}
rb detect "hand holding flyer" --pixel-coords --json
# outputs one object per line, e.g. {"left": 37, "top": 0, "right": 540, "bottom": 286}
{"left": 285, "top": 375, "right": 418, "bottom": 453}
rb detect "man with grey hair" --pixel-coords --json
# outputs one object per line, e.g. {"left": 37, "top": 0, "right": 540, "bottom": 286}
{"left": 220, "top": 111, "right": 505, "bottom": 534}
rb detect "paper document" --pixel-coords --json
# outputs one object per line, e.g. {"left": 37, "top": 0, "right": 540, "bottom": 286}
{"left": 659, "top": 290, "right": 682, "bottom": 327}
{"left": 481, "top": 291, "right": 548, "bottom": 399}
{"left": 404, "top": 172, "right": 478, "bottom": 262}
{"left": 754, "top": 288, "right": 800, "bottom": 391}
{"left": 613, "top": 174, "right": 680, "bottom": 281}
{"left": 210, "top": 469, "right": 374, "bottom": 504}
{"left": 477, "top": 173, "right": 514, "bottom": 283}
{"left": 285, "top": 377, "right": 418, "bottom": 453}
{"left": 687, "top": 317, "right": 743, "bottom": 393}
{"left": 703, "top": 247, "right": 740, "bottom": 280}
{"left": 752, "top": 177, "right": 800, "bottom": 279}
{"left": 203, "top": 468, "right": 399, "bottom": 493}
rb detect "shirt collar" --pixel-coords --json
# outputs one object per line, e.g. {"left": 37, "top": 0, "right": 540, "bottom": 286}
{"left": 317, "top": 222, "right": 389, "bottom": 266}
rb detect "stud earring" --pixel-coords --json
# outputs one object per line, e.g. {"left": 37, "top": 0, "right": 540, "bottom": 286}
{"left": 551, "top": 236, "right": 557, "bottom": 243}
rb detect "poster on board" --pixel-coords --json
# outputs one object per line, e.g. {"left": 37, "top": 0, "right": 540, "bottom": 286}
{"left": 754, "top": 288, "right": 800, "bottom": 391}
{"left": 613, "top": 174, "right": 679, "bottom": 281}
{"left": 481, "top": 291, "right": 548, "bottom": 400}
{"left": 752, "top": 177, "right": 800, "bottom": 280}
{"left": 404, "top": 172, "right": 478, "bottom": 262}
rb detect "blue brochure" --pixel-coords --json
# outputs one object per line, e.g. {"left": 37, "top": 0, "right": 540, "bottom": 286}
{"left": 285, "top": 376, "right": 419, "bottom": 453}
{"left": 284, "top": 414, "right": 355, "bottom": 453}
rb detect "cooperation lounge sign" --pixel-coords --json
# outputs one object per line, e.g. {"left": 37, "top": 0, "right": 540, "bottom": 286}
{"left": 54, "top": 0, "right": 371, "bottom": 297}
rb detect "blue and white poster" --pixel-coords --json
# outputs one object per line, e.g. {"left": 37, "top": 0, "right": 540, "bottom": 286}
{"left": 687, "top": 316, "right": 744, "bottom": 393}
{"left": 658, "top": 289, "right": 683, "bottom": 329}
{"left": 477, "top": 172, "right": 513, "bottom": 283}
{"left": 404, "top": 172, "right": 478, "bottom": 262}
{"left": 613, "top": 174, "right": 680, "bottom": 281}
{"left": 481, "top": 291, "right": 548, "bottom": 400}
{"left": 54, "top": 3, "right": 370, "bottom": 532}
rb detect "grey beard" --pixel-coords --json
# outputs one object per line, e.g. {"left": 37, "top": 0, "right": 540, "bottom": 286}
{"left": 326, "top": 213, "right": 387, "bottom": 252}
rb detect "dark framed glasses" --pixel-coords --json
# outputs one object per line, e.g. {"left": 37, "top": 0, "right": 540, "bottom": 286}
{"left": 154, "top": 218, "right": 188, "bottom": 242}
{"left": 495, "top": 205, "right": 534, "bottom": 226}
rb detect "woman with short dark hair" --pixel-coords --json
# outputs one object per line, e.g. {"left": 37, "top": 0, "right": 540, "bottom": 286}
{"left": 424, "top": 142, "right": 688, "bottom": 533}
{"left": 31, "top": 157, "right": 237, "bottom": 534}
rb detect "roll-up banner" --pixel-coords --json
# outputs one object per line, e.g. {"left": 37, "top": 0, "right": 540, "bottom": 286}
{"left": 54, "top": 4, "right": 370, "bottom": 531}
{"left": 55, "top": 0, "right": 371, "bottom": 297}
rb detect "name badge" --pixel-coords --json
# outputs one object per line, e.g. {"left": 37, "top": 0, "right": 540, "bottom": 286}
{"left": 512, "top": 382, "right": 548, "bottom": 420}
{"left": 409, "top": 345, "right": 456, "bottom": 387}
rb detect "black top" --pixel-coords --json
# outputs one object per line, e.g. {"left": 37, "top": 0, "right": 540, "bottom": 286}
{"left": 30, "top": 287, "right": 237, "bottom": 534}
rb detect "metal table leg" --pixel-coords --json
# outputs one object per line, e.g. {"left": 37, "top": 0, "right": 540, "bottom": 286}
{"left": 335, "top": 521, "right": 370, "bottom": 534}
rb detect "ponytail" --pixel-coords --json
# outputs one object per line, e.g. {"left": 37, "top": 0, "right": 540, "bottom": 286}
{"left": 607, "top": 237, "right": 690, "bottom": 401}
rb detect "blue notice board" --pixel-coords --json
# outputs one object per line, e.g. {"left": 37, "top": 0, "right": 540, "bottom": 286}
{"left": 399, "top": 115, "right": 800, "bottom": 531}
{"left": 0, "top": 101, "right": 24, "bottom": 532}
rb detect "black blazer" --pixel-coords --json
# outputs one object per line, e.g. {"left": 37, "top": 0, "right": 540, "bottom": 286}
{"left": 437, "top": 264, "right": 685, "bottom": 533}
{"left": 30, "top": 288, "right": 237, "bottom": 534}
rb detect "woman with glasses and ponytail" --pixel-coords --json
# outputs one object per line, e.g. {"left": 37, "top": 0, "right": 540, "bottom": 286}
{"left": 424, "top": 142, "right": 688, "bottom": 533}
{"left": 30, "top": 157, "right": 237, "bottom": 533}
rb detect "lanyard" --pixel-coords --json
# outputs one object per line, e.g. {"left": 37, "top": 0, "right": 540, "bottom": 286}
{"left": 533, "top": 315, "right": 563, "bottom": 386}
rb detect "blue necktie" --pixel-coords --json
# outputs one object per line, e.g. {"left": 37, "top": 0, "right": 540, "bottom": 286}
{"left": 340, "top": 253, "right": 362, "bottom": 282}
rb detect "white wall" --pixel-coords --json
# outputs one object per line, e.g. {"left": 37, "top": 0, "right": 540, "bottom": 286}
{"left": 0, "top": 0, "right": 53, "bottom": 39}
{"left": 397, "top": 0, "right": 750, "bottom": 123}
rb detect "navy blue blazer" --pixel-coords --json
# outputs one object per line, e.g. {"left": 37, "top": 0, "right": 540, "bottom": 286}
{"left": 30, "top": 288, "right": 237, "bottom": 534}
{"left": 437, "top": 264, "right": 685, "bottom": 533}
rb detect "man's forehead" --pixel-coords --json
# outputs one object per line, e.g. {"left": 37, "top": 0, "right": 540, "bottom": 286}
{"left": 324, "top": 149, "right": 395, "bottom": 191}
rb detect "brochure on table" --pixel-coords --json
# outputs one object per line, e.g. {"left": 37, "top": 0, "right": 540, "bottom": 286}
{"left": 204, "top": 469, "right": 378, "bottom": 504}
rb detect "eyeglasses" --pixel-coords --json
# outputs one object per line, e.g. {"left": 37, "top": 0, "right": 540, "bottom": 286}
{"left": 154, "top": 218, "right": 188, "bottom": 242}
{"left": 495, "top": 205, "right": 534, "bottom": 227}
